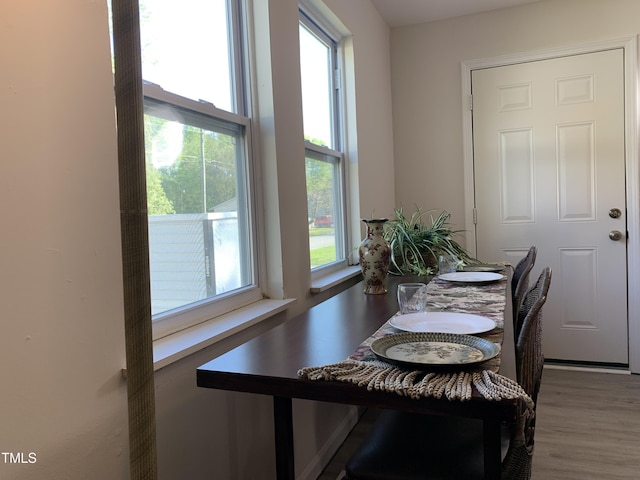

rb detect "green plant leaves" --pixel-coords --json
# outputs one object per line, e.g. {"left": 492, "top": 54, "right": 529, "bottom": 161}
{"left": 384, "top": 207, "right": 474, "bottom": 275}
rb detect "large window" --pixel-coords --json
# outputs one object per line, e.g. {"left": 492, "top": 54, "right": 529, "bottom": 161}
{"left": 299, "top": 10, "right": 347, "bottom": 271}
{"left": 138, "top": 0, "right": 260, "bottom": 338}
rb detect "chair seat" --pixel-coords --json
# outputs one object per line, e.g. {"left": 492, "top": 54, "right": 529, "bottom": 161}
{"left": 345, "top": 410, "right": 510, "bottom": 480}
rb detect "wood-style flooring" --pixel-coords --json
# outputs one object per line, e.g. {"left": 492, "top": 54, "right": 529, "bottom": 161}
{"left": 316, "top": 367, "right": 640, "bottom": 480}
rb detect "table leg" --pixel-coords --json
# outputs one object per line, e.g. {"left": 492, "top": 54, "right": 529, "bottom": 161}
{"left": 482, "top": 419, "right": 502, "bottom": 480}
{"left": 273, "top": 396, "right": 295, "bottom": 480}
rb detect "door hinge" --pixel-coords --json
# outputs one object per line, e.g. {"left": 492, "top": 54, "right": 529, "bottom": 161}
{"left": 468, "top": 94, "right": 473, "bottom": 111}
{"left": 473, "top": 208, "right": 477, "bottom": 224}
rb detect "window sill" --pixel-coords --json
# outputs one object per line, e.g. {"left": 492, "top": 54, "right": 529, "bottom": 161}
{"left": 152, "top": 298, "right": 295, "bottom": 370}
{"left": 310, "top": 265, "right": 361, "bottom": 293}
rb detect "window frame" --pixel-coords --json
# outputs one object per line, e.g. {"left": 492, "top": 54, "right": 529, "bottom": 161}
{"left": 299, "top": 7, "right": 351, "bottom": 278}
{"left": 138, "top": 0, "right": 264, "bottom": 341}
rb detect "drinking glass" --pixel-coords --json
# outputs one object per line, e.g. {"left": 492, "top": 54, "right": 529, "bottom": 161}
{"left": 397, "top": 283, "right": 428, "bottom": 314}
{"left": 438, "top": 254, "right": 458, "bottom": 275}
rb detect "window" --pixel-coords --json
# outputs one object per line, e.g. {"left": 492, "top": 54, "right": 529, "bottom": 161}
{"left": 299, "top": 10, "right": 347, "bottom": 271}
{"left": 138, "top": 0, "right": 261, "bottom": 338}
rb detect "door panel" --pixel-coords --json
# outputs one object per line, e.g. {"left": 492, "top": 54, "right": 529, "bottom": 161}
{"left": 472, "top": 49, "right": 628, "bottom": 364}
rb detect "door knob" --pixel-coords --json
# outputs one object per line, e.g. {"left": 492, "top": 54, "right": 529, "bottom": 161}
{"left": 609, "top": 208, "right": 622, "bottom": 219}
{"left": 609, "top": 230, "right": 623, "bottom": 241}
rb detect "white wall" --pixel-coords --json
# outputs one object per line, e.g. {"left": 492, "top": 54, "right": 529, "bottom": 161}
{"left": 0, "top": 1, "right": 129, "bottom": 480}
{"left": 391, "top": 0, "right": 640, "bottom": 247}
{"left": 324, "top": 0, "right": 395, "bottom": 221}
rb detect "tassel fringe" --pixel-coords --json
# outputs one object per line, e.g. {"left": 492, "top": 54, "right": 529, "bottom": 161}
{"left": 298, "top": 359, "right": 533, "bottom": 405}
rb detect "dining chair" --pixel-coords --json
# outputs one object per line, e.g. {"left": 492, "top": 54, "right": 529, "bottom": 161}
{"left": 515, "top": 267, "right": 551, "bottom": 354}
{"left": 344, "top": 269, "right": 550, "bottom": 480}
{"left": 501, "top": 267, "right": 550, "bottom": 479}
{"left": 512, "top": 246, "right": 537, "bottom": 338}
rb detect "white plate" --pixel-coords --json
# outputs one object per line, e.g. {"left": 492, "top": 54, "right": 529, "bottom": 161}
{"left": 461, "top": 263, "right": 505, "bottom": 273}
{"left": 439, "top": 271, "right": 505, "bottom": 283}
{"left": 389, "top": 311, "right": 496, "bottom": 334}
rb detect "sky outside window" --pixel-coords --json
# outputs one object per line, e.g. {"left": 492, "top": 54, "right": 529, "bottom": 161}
{"left": 299, "top": 24, "right": 333, "bottom": 149}
{"left": 140, "top": 0, "right": 232, "bottom": 112}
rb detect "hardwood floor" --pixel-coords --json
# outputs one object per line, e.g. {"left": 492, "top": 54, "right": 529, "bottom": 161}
{"left": 316, "top": 367, "right": 640, "bottom": 480}
{"left": 532, "top": 367, "right": 640, "bottom": 479}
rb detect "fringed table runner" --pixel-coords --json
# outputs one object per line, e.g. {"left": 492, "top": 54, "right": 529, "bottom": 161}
{"left": 299, "top": 276, "right": 533, "bottom": 408}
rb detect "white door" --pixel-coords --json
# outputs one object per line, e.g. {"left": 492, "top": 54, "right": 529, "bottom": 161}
{"left": 472, "top": 49, "right": 628, "bottom": 365}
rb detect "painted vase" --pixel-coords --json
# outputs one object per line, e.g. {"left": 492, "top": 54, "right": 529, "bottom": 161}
{"left": 359, "top": 219, "right": 391, "bottom": 294}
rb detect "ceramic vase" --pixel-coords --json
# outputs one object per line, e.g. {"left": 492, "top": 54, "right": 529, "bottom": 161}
{"left": 359, "top": 219, "right": 391, "bottom": 294}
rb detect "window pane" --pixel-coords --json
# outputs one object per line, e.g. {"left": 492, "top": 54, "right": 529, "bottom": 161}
{"left": 140, "top": 0, "right": 235, "bottom": 112}
{"left": 300, "top": 12, "right": 345, "bottom": 272}
{"left": 306, "top": 151, "right": 341, "bottom": 268}
{"left": 144, "top": 105, "right": 252, "bottom": 316}
{"left": 299, "top": 23, "right": 334, "bottom": 149}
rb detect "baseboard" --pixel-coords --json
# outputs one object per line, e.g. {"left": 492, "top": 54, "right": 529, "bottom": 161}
{"left": 296, "top": 406, "right": 359, "bottom": 480}
{"left": 544, "top": 363, "right": 631, "bottom": 375}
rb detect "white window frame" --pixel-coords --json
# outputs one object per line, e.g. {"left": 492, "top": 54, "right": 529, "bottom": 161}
{"left": 139, "top": 0, "right": 265, "bottom": 341}
{"left": 299, "top": 6, "right": 351, "bottom": 280}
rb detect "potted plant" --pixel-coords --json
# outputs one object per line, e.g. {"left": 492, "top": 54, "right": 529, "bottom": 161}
{"left": 384, "top": 207, "right": 475, "bottom": 276}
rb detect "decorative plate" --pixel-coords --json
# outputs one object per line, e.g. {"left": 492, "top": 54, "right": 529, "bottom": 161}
{"left": 439, "top": 272, "right": 505, "bottom": 284}
{"left": 389, "top": 312, "right": 496, "bottom": 334}
{"left": 460, "top": 263, "right": 506, "bottom": 273}
{"left": 370, "top": 332, "right": 500, "bottom": 369}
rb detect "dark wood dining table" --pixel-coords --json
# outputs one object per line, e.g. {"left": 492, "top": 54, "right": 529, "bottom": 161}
{"left": 197, "top": 274, "right": 518, "bottom": 480}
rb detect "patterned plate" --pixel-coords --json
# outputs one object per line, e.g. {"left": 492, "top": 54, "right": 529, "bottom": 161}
{"left": 370, "top": 332, "right": 500, "bottom": 369}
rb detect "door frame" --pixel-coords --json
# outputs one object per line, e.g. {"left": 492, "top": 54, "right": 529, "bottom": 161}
{"left": 461, "top": 36, "right": 640, "bottom": 373}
